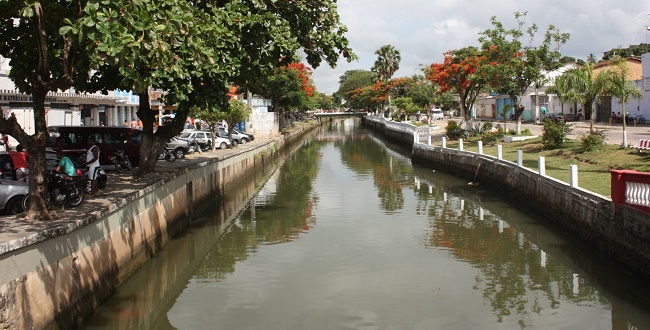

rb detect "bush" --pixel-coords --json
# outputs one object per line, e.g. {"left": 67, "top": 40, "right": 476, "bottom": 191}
{"left": 446, "top": 120, "right": 465, "bottom": 140}
{"left": 482, "top": 121, "right": 493, "bottom": 132}
{"left": 507, "top": 129, "right": 517, "bottom": 135}
{"left": 521, "top": 128, "right": 532, "bottom": 136}
{"left": 581, "top": 131, "right": 605, "bottom": 152}
{"left": 542, "top": 118, "right": 572, "bottom": 149}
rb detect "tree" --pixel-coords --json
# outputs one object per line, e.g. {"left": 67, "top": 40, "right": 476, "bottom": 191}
{"left": 392, "top": 97, "right": 419, "bottom": 120}
{"left": 427, "top": 47, "right": 488, "bottom": 128}
{"left": 372, "top": 45, "right": 401, "bottom": 117}
{"left": 600, "top": 59, "right": 643, "bottom": 147}
{"left": 247, "top": 63, "right": 316, "bottom": 126}
{"left": 334, "top": 70, "right": 376, "bottom": 106}
{"left": 545, "top": 74, "right": 575, "bottom": 119}
{"left": 189, "top": 93, "right": 252, "bottom": 150}
{"left": 311, "top": 92, "right": 334, "bottom": 110}
{"left": 71, "top": 0, "right": 355, "bottom": 177}
{"left": 561, "top": 63, "right": 610, "bottom": 134}
{"left": 478, "top": 12, "right": 569, "bottom": 134}
{"left": 0, "top": 1, "right": 92, "bottom": 220}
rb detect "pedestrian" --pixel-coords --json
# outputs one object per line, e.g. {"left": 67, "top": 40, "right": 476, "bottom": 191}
{"left": 9, "top": 144, "right": 28, "bottom": 182}
{"left": 84, "top": 136, "right": 101, "bottom": 197}
{"left": 123, "top": 120, "right": 129, "bottom": 127}
{"left": 131, "top": 119, "right": 138, "bottom": 128}
{"left": 138, "top": 119, "right": 143, "bottom": 130}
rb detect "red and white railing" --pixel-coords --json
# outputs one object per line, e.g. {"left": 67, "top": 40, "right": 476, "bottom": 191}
{"left": 610, "top": 170, "right": 650, "bottom": 214}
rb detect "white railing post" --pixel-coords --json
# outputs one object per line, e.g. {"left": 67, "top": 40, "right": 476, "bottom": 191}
{"left": 517, "top": 150, "right": 523, "bottom": 167}
{"left": 413, "top": 132, "right": 418, "bottom": 144}
{"left": 477, "top": 141, "right": 483, "bottom": 155}
{"left": 427, "top": 134, "right": 431, "bottom": 146}
{"left": 497, "top": 145, "right": 503, "bottom": 160}
{"left": 442, "top": 137, "right": 447, "bottom": 148}
{"left": 538, "top": 156, "right": 546, "bottom": 176}
{"left": 459, "top": 139, "right": 464, "bottom": 151}
{"left": 570, "top": 165, "right": 578, "bottom": 187}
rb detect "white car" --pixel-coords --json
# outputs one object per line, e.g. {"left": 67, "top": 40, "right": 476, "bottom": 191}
{"left": 431, "top": 109, "right": 444, "bottom": 120}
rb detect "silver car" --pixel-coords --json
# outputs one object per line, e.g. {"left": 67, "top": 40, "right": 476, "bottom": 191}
{"left": 0, "top": 179, "right": 28, "bottom": 214}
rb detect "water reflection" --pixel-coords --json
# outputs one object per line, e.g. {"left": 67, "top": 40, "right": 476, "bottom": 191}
{"left": 82, "top": 118, "right": 650, "bottom": 329}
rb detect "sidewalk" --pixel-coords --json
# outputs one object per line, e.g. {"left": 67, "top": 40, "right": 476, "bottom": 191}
{"left": 0, "top": 136, "right": 275, "bottom": 254}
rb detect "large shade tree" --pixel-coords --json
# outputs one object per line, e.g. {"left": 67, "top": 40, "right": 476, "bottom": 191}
{"left": 0, "top": 1, "right": 92, "bottom": 220}
{"left": 71, "top": 0, "right": 355, "bottom": 176}
{"left": 334, "top": 69, "right": 376, "bottom": 108}
{"left": 478, "top": 12, "right": 569, "bottom": 133}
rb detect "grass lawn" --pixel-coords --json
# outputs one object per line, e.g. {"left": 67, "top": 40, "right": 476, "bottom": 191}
{"left": 443, "top": 137, "right": 650, "bottom": 197}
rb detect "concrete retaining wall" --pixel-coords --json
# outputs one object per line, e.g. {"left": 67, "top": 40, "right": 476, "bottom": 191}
{"left": 0, "top": 123, "right": 318, "bottom": 329}
{"left": 362, "top": 116, "right": 650, "bottom": 280}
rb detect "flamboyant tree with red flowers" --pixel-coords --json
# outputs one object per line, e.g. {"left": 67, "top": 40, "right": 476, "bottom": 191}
{"left": 427, "top": 46, "right": 488, "bottom": 127}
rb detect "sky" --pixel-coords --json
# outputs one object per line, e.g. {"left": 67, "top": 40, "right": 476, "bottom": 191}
{"left": 311, "top": 0, "right": 650, "bottom": 95}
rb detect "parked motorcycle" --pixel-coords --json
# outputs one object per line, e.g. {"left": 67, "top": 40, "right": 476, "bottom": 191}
{"left": 189, "top": 139, "right": 203, "bottom": 155}
{"left": 21, "top": 170, "right": 85, "bottom": 210}
{"left": 159, "top": 147, "right": 176, "bottom": 162}
{"left": 110, "top": 149, "right": 132, "bottom": 173}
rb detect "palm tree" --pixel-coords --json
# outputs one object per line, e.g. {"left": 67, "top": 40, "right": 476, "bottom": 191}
{"left": 545, "top": 74, "right": 575, "bottom": 119}
{"left": 562, "top": 63, "right": 609, "bottom": 134}
{"left": 600, "top": 59, "right": 643, "bottom": 147}
{"left": 372, "top": 45, "right": 401, "bottom": 117}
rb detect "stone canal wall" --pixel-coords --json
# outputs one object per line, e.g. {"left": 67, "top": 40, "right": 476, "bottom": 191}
{"left": 362, "top": 115, "right": 650, "bottom": 280}
{"left": 0, "top": 123, "right": 319, "bottom": 329}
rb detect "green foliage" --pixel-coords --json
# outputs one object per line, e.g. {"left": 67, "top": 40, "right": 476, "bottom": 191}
{"left": 445, "top": 120, "right": 467, "bottom": 140}
{"left": 521, "top": 128, "right": 531, "bottom": 135}
{"left": 581, "top": 131, "right": 605, "bottom": 152}
{"left": 542, "top": 118, "right": 572, "bottom": 149}
{"left": 372, "top": 45, "right": 401, "bottom": 82}
{"left": 335, "top": 70, "right": 376, "bottom": 106}
{"left": 507, "top": 129, "right": 517, "bottom": 135}
{"left": 393, "top": 97, "right": 419, "bottom": 116}
{"left": 481, "top": 132, "right": 501, "bottom": 144}
{"left": 482, "top": 121, "right": 493, "bottom": 132}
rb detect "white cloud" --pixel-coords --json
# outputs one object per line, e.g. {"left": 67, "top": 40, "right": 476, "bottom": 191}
{"left": 312, "top": 1, "right": 650, "bottom": 95}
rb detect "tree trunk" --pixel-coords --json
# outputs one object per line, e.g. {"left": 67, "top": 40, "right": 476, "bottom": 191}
{"left": 134, "top": 91, "right": 190, "bottom": 178}
{"left": 23, "top": 88, "right": 56, "bottom": 220}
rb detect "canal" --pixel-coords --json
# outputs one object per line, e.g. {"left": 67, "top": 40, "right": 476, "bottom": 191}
{"left": 82, "top": 118, "right": 650, "bottom": 329}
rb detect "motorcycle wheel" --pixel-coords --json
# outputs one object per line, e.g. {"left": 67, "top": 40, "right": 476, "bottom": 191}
{"left": 165, "top": 152, "right": 176, "bottom": 162}
{"left": 125, "top": 158, "right": 132, "bottom": 170}
{"left": 115, "top": 160, "right": 123, "bottom": 173}
{"left": 67, "top": 187, "right": 84, "bottom": 207}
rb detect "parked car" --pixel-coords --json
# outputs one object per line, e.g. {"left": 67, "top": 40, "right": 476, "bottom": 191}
{"left": 431, "top": 108, "right": 444, "bottom": 120}
{"left": 177, "top": 130, "right": 213, "bottom": 151}
{"left": 0, "top": 179, "right": 28, "bottom": 214}
{"left": 217, "top": 128, "right": 254, "bottom": 147}
{"left": 177, "top": 130, "right": 231, "bottom": 150}
{"left": 165, "top": 137, "right": 194, "bottom": 159}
